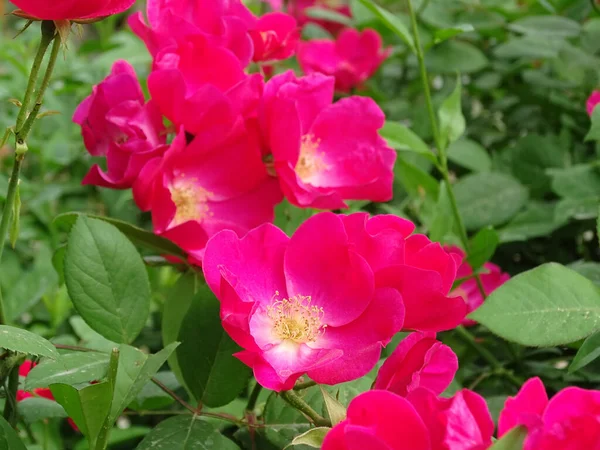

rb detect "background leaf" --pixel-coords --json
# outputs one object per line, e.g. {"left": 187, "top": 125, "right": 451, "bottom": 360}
{"left": 0, "top": 326, "right": 58, "bottom": 359}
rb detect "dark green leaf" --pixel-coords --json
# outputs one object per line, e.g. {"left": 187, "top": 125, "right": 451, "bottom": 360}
{"left": 357, "top": 0, "right": 415, "bottom": 52}
{"left": 454, "top": 173, "right": 529, "bottom": 231}
{"left": 64, "top": 216, "right": 151, "bottom": 343}
{"left": 0, "top": 326, "right": 59, "bottom": 359}
{"left": 0, "top": 416, "right": 27, "bottom": 450}
{"left": 498, "top": 202, "right": 566, "bottom": 243}
{"left": 569, "top": 331, "right": 600, "bottom": 372}
{"left": 468, "top": 227, "right": 499, "bottom": 271}
{"left": 136, "top": 416, "right": 238, "bottom": 449}
{"left": 25, "top": 352, "right": 109, "bottom": 390}
{"left": 17, "top": 398, "right": 67, "bottom": 424}
{"left": 470, "top": 263, "right": 600, "bottom": 346}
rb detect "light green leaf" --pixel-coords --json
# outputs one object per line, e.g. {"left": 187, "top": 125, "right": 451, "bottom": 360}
{"left": 470, "top": 263, "right": 600, "bottom": 346}
{"left": 285, "top": 428, "right": 330, "bottom": 449}
{"left": 380, "top": 121, "right": 437, "bottom": 164}
{"left": 448, "top": 139, "right": 491, "bottom": 172}
{"left": 428, "top": 181, "right": 455, "bottom": 243}
{"left": 395, "top": 158, "right": 439, "bottom": 199}
{"left": 0, "top": 326, "right": 59, "bottom": 359}
{"left": 17, "top": 398, "right": 67, "bottom": 424}
{"left": 509, "top": 16, "right": 581, "bottom": 38}
{"left": 357, "top": 0, "right": 415, "bottom": 52}
{"left": 555, "top": 197, "right": 600, "bottom": 222}
{"left": 489, "top": 427, "right": 527, "bottom": 450}
{"left": 109, "top": 343, "right": 179, "bottom": 422}
{"left": 468, "top": 227, "right": 499, "bottom": 271}
{"left": 319, "top": 387, "right": 346, "bottom": 426}
{"left": 50, "top": 381, "right": 113, "bottom": 447}
{"left": 454, "top": 173, "right": 529, "bottom": 231}
{"left": 305, "top": 7, "right": 354, "bottom": 26}
{"left": 64, "top": 216, "right": 151, "bottom": 343}
{"left": 569, "top": 261, "right": 600, "bottom": 287}
{"left": 498, "top": 202, "right": 566, "bottom": 243}
{"left": 0, "top": 416, "right": 27, "bottom": 450}
{"left": 548, "top": 164, "right": 600, "bottom": 199}
{"left": 569, "top": 331, "right": 600, "bottom": 373}
{"left": 433, "top": 25, "right": 475, "bottom": 45}
{"left": 438, "top": 76, "right": 466, "bottom": 148}
{"left": 25, "top": 352, "right": 109, "bottom": 390}
{"left": 136, "top": 416, "right": 239, "bottom": 449}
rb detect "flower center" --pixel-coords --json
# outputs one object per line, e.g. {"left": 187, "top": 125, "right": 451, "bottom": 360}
{"left": 169, "top": 177, "right": 211, "bottom": 227}
{"left": 267, "top": 294, "right": 326, "bottom": 343}
{"left": 295, "top": 134, "right": 327, "bottom": 183}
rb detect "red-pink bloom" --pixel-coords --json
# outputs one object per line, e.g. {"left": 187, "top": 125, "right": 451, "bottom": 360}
{"left": 135, "top": 123, "right": 282, "bottom": 265}
{"left": 373, "top": 332, "right": 458, "bottom": 397}
{"left": 587, "top": 91, "right": 600, "bottom": 117}
{"left": 448, "top": 246, "right": 510, "bottom": 327}
{"left": 498, "top": 377, "right": 600, "bottom": 450}
{"left": 261, "top": 71, "right": 395, "bottom": 209}
{"left": 129, "top": 0, "right": 256, "bottom": 66}
{"left": 9, "top": 0, "right": 134, "bottom": 20}
{"left": 298, "top": 28, "right": 391, "bottom": 93}
{"left": 73, "top": 61, "right": 167, "bottom": 189}
{"left": 249, "top": 12, "right": 300, "bottom": 63}
{"left": 322, "top": 390, "right": 431, "bottom": 450}
{"left": 340, "top": 214, "right": 466, "bottom": 332}
{"left": 407, "top": 388, "right": 494, "bottom": 450}
{"left": 148, "top": 34, "right": 262, "bottom": 136}
{"left": 203, "top": 212, "right": 405, "bottom": 391}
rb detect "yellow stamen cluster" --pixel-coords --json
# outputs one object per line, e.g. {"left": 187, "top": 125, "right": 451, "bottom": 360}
{"left": 169, "top": 176, "right": 212, "bottom": 226}
{"left": 296, "top": 134, "right": 327, "bottom": 183}
{"left": 267, "top": 294, "right": 326, "bottom": 343}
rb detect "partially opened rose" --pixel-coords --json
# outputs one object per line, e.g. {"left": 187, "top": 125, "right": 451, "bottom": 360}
{"left": 9, "top": 0, "right": 135, "bottom": 20}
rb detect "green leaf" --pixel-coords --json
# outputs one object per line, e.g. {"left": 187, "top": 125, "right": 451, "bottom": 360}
{"left": 50, "top": 381, "right": 113, "bottom": 447}
{"left": 128, "top": 372, "right": 179, "bottom": 411}
{"left": 498, "top": 201, "right": 566, "bottom": 243}
{"left": 469, "top": 263, "right": 600, "bottom": 346}
{"left": 69, "top": 316, "right": 117, "bottom": 352}
{"left": 447, "top": 139, "right": 491, "bottom": 172}
{"left": 136, "top": 416, "right": 238, "bottom": 449}
{"left": 426, "top": 41, "right": 488, "bottom": 74}
{"left": 569, "top": 261, "right": 600, "bottom": 287}
{"left": 175, "top": 282, "right": 251, "bottom": 407}
{"left": 428, "top": 181, "right": 455, "bottom": 243}
{"left": 548, "top": 164, "right": 600, "bottom": 199}
{"left": 494, "top": 35, "right": 565, "bottom": 59}
{"left": 432, "top": 25, "right": 475, "bottom": 45}
{"left": 555, "top": 197, "right": 600, "bottom": 222}
{"left": 0, "top": 416, "right": 27, "bottom": 450}
{"left": 509, "top": 15, "right": 581, "bottom": 38}
{"left": 454, "top": 173, "right": 529, "bottom": 231}
{"left": 357, "top": 0, "right": 415, "bottom": 53}
{"left": 0, "top": 326, "right": 59, "bottom": 359}
{"left": 17, "top": 398, "right": 67, "bottom": 424}
{"left": 73, "top": 427, "right": 151, "bottom": 450}
{"left": 25, "top": 352, "right": 109, "bottom": 390}
{"left": 285, "top": 428, "right": 330, "bottom": 449}
{"left": 274, "top": 200, "right": 316, "bottom": 236}
{"left": 380, "top": 121, "right": 437, "bottom": 164}
{"left": 395, "top": 157, "right": 439, "bottom": 199}
{"left": 305, "top": 7, "right": 354, "bottom": 26}
{"left": 468, "top": 227, "right": 499, "bottom": 271}
{"left": 64, "top": 216, "right": 151, "bottom": 343}
{"left": 319, "top": 387, "right": 346, "bottom": 426}
{"left": 489, "top": 427, "right": 527, "bottom": 450}
{"left": 54, "top": 212, "right": 187, "bottom": 260}
{"left": 438, "top": 76, "right": 466, "bottom": 148}
{"left": 109, "top": 343, "right": 179, "bottom": 422}
{"left": 52, "top": 245, "right": 66, "bottom": 286}
{"left": 569, "top": 331, "right": 600, "bottom": 372}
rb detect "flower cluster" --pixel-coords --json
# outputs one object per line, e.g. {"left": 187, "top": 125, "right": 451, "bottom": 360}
{"left": 74, "top": 0, "right": 395, "bottom": 264}
{"left": 203, "top": 212, "right": 466, "bottom": 390}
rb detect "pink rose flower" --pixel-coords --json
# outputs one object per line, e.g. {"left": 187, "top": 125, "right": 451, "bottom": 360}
{"left": 129, "top": 0, "right": 256, "bottom": 66}
{"left": 298, "top": 28, "right": 391, "bottom": 93}
{"left": 322, "top": 390, "right": 431, "bottom": 450}
{"left": 249, "top": 12, "right": 300, "bottom": 63}
{"left": 499, "top": 377, "right": 600, "bottom": 449}
{"left": 9, "top": 0, "right": 135, "bottom": 20}
{"left": 134, "top": 123, "right": 282, "bottom": 265}
{"left": 343, "top": 214, "right": 466, "bottom": 332}
{"left": 261, "top": 71, "right": 395, "bottom": 209}
{"left": 203, "top": 212, "right": 406, "bottom": 391}
{"left": 447, "top": 246, "right": 510, "bottom": 327}
{"left": 407, "top": 388, "right": 494, "bottom": 450}
{"left": 373, "top": 332, "right": 458, "bottom": 397}
{"left": 148, "top": 34, "right": 262, "bottom": 136}
{"left": 587, "top": 91, "right": 600, "bottom": 117}
{"left": 73, "top": 61, "right": 168, "bottom": 189}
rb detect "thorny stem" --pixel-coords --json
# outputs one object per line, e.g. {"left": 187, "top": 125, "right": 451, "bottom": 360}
{"left": 151, "top": 377, "right": 198, "bottom": 415}
{"left": 280, "top": 390, "right": 331, "bottom": 428}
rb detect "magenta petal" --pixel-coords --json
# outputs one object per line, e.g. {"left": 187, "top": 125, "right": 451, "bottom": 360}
{"left": 284, "top": 212, "right": 374, "bottom": 326}
{"left": 307, "top": 343, "right": 381, "bottom": 386}
{"left": 498, "top": 377, "right": 548, "bottom": 437}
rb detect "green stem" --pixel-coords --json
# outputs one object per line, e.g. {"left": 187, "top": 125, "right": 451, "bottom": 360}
{"left": 14, "top": 21, "right": 56, "bottom": 133}
{"left": 280, "top": 390, "right": 331, "bottom": 427}
{"left": 95, "top": 348, "right": 120, "bottom": 450}
{"left": 3, "top": 365, "right": 19, "bottom": 427}
{"left": 246, "top": 382, "right": 263, "bottom": 413}
{"left": 293, "top": 379, "right": 317, "bottom": 390}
